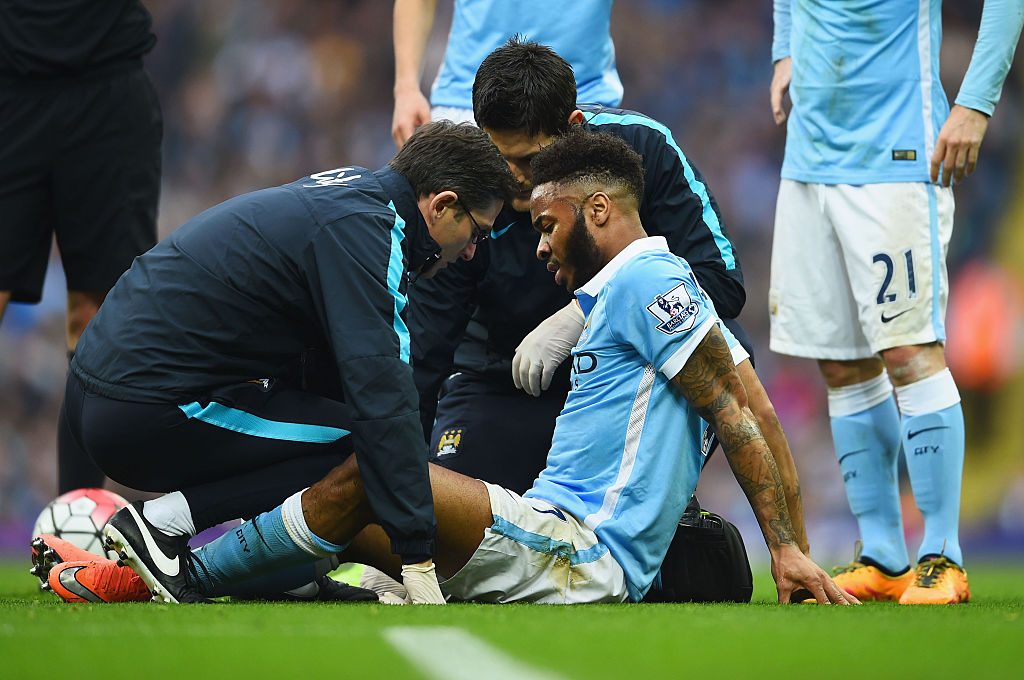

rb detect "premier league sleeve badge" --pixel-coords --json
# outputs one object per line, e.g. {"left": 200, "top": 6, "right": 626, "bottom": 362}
{"left": 646, "top": 283, "right": 701, "bottom": 335}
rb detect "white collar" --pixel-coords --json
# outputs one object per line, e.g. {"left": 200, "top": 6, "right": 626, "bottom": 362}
{"left": 576, "top": 236, "right": 669, "bottom": 297}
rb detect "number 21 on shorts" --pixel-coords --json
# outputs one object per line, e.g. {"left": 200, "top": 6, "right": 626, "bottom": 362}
{"left": 872, "top": 249, "right": 917, "bottom": 305}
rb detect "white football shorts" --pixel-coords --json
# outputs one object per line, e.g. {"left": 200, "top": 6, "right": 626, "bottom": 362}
{"left": 430, "top": 105, "right": 476, "bottom": 125}
{"left": 440, "top": 482, "right": 629, "bottom": 604}
{"left": 769, "top": 179, "right": 954, "bottom": 360}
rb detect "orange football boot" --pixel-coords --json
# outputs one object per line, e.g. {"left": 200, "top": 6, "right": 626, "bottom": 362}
{"left": 899, "top": 556, "right": 970, "bottom": 605}
{"left": 30, "top": 534, "right": 103, "bottom": 589}
{"left": 832, "top": 561, "right": 914, "bottom": 602}
{"left": 830, "top": 544, "right": 913, "bottom": 602}
{"left": 47, "top": 560, "right": 152, "bottom": 603}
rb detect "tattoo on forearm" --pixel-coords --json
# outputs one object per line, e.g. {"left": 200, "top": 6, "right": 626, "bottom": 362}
{"left": 716, "top": 419, "right": 765, "bottom": 451}
{"left": 769, "top": 518, "right": 795, "bottom": 546}
{"left": 671, "top": 326, "right": 796, "bottom": 549}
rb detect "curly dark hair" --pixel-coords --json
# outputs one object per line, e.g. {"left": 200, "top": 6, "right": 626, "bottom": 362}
{"left": 472, "top": 36, "right": 576, "bottom": 137}
{"left": 531, "top": 127, "right": 645, "bottom": 202}
{"left": 389, "top": 120, "right": 516, "bottom": 210}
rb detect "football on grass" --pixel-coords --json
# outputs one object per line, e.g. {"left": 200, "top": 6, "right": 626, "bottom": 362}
{"left": 32, "top": 488, "right": 128, "bottom": 560}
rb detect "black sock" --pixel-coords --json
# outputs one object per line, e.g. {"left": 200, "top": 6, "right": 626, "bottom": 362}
{"left": 859, "top": 554, "right": 910, "bottom": 577}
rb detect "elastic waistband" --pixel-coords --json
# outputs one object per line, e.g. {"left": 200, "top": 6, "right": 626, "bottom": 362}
{"left": 0, "top": 58, "right": 143, "bottom": 90}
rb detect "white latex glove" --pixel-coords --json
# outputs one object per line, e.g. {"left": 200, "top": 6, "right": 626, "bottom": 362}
{"left": 401, "top": 560, "right": 446, "bottom": 604}
{"left": 512, "top": 301, "right": 585, "bottom": 397}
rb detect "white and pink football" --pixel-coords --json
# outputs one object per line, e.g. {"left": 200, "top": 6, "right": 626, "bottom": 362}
{"left": 32, "top": 488, "right": 128, "bottom": 560}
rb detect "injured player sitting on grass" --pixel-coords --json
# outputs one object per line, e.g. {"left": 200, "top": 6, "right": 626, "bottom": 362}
{"left": 99, "top": 129, "right": 855, "bottom": 605}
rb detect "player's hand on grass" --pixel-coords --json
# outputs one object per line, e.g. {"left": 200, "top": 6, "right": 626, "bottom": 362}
{"left": 770, "top": 57, "right": 792, "bottom": 126}
{"left": 931, "top": 104, "right": 989, "bottom": 187}
{"left": 513, "top": 301, "right": 586, "bottom": 396}
{"left": 392, "top": 86, "right": 431, "bottom": 149}
{"left": 401, "top": 559, "right": 447, "bottom": 604}
{"left": 771, "top": 544, "right": 859, "bottom": 605}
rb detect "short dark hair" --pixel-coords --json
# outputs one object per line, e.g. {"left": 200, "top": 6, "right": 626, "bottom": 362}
{"left": 473, "top": 36, "right": 576, "bottom": 137}
{"left": 389, "top": 120, "right": 516, "bottom": 210}
{"left": 531, "top": 128, "right": 645, "bottom": 203}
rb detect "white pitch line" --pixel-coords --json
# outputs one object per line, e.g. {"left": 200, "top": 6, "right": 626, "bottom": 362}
{"left": 383, "top": 626, "right": 567, "bottom": 680}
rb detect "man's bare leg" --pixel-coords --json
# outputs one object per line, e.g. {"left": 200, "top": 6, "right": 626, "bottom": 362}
{"left": 65, "top": 290, "right": 104, "bottom": 351}
{"left": 305, "top": 456, "right": 493, "bottom": 579}
{"left": 736, "top": 360, "right": 810, "bottom": 555}
{"left": 59, "top": 290, "right": 107, "bottom": 492}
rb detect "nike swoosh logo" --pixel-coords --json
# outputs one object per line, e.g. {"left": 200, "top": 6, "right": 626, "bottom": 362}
{"left": 59, "top": 565, "right": 103, "bottom": 603}
{"left": 490, "top": 222, "right": 515, "bottom": 239}
{"left": 907, "top": 426, "right": 949, "bottom": 440}
{"left": 837, "top": 448, "right": 868, "bottom": 464}
{"left": 532, "top": 506, "right": 566, "bottom": 521}
{"left": 126, "top": 504, "right": 180, "bottom": 577}
{"left": 880, "top": 309, "right": 911, "bottom": 323}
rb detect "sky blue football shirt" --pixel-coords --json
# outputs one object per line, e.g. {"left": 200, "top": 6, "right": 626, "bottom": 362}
{"left": 431, "top": 0, "right": 622, "bottom": 110}
{"left": 526, "top": 237, "right": 732, "bottom": 601}
{"left": 772, "top": 0, "right": 1024, "bottom": 184}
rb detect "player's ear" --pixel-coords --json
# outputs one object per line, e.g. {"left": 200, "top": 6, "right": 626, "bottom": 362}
{"left": 568, "top": 109, "right": 585, "bottom": 126}
{"left": 428, "top": 191, "right": 459, "bottom": 219}
{"left": 590, "top": 192, "right": 612, "bottom": 227}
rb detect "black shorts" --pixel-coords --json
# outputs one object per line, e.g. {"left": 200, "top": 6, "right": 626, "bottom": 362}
{"left": 63, "top": 372, "right": 353, "bottom": 530}
{"left": 0, "top": 65, "right": 161, "bottom": 302}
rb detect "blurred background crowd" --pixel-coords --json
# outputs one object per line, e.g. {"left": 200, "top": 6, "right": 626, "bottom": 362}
{"left": 2, "top": 0, "right": 1022, "bottom": 565}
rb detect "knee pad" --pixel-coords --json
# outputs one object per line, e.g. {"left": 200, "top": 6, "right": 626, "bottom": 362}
{"left": 644, "top": 501, "right": 753, "bottom": 603}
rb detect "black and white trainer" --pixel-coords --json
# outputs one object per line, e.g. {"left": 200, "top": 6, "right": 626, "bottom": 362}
{"left": 237, "top": 575, "right": 380, "bottom": 603}
{"left": 310, "top": 576, "right": 380, "bottom": 602}
{"left": 103, "top": 501, "right": 211, "bottom": 604}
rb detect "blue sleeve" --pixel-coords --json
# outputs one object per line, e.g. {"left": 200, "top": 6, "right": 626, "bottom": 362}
{"left": 607, "top": 257, "right": 717, "bottom": 380}
{"left": 304, "top": 211, "right": 436, "bottom": 559}
{"left": 772, "top": 0, "right": 793, "bottom": 62}
{"left": 955, "top": 0, "right": 1024, "bottom": 116}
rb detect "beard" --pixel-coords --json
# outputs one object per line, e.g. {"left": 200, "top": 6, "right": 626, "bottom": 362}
{"left": 562, "top": 206, "right": 604, "bottom": 290}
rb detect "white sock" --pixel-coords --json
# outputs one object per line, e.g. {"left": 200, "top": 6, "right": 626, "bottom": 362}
{"left": 826, "top": 370, "right": 894, "bottom": 417}
{"left": 280, "top": 489, "right": 346, "bottom": 557}
{"left": 894, "top": 368, "right": 961, "bottom": 415}
{"left": 142, "top": 491, "right": 196, "bottom": 537}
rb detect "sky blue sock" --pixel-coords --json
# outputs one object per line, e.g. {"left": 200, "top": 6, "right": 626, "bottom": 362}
{"left": 196, "top": 557, "right": 338, "bottom": 599}
{"left": 190, "top": 490, "right": 347, "bottom": 596}
{"left": 190, "top": 506, "right": 314, "bottom": 596}
{"left": 830, "top": 395, "right": 909, "bottom": 572}
{"left": 902, "top": 403, "right": 965, "bottom": 565}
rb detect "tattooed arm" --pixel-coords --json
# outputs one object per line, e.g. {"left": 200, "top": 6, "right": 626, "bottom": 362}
{"left": 670, "top": 325, "right": 794, "bottom": 549}
{"left": 670, "top": 325, "right": 856, "bottom": 605}
{"left": 735, "top": 360, "right": 810, "bottom": 555}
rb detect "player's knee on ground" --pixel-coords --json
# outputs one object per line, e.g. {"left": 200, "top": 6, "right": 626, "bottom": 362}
{"left": 880, "top": 342, "right": 946, "bottom": 386}
{"left": 817, "top": 357, "right": 885, "bottom": 388}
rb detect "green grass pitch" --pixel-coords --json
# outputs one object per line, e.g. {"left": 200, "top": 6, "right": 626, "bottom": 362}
{"left": 1, "top": 560, "right": 1020, "bottom": 679}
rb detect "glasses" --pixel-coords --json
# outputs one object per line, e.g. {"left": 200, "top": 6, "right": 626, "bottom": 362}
{"left": 458, "top": 200, "right": 490, "bottom": 245}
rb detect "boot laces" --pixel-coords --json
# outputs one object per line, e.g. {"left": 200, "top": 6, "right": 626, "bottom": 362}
{"left": 832, "top": 540, "right": 865, "bottom": 575}
{"left": 914, "top": 557, "right": 952, "bottom": 588}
